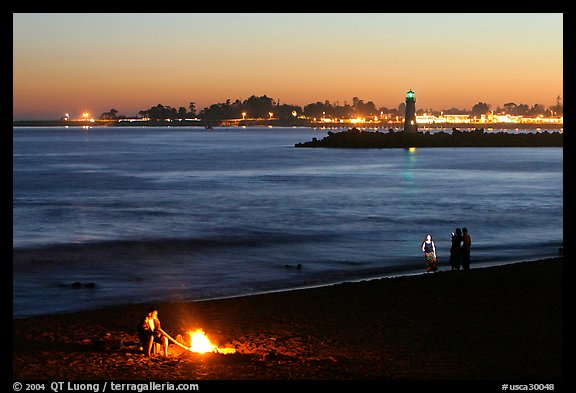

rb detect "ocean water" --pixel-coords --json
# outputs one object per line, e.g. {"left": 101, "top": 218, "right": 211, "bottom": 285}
{"left": 12, "top": 126, "right": 563, "bottom": 318}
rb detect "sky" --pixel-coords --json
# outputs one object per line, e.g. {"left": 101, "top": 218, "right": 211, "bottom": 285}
{"left": 13, "top": 13, "right": 563, "bottom": 120}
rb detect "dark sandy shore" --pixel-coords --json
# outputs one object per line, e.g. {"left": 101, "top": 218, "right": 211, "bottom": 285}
{"left": 12, "top": 257, "right": 565, "bottom": 387}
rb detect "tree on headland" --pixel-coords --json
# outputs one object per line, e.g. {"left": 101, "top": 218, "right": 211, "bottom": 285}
{"left": 351, "top": 97, "right": 378, "bottom": 117}
{"left": 274, "top": 103, "right": 303, "bottom": 119}
{"left": 199, "top": 99, "right": 243, "bottom": 120}
{"left": 303, "top": 101, "right": 333, "bottom": 118}
{"left": 471, "top": 102, "right": 490, "bottom": 116}
{"left": 196, "top": 95, "right": 303, "bottom": 120}
{"left": 139, "top": 104, "right": 178, "bottom": 120}
{"left": 99, "top": 108, "right": 119, "bottom": 120}
{"left": 501, "top": 103, "right": 531, "bottom": 116}
{"left": 243, "top": 95, "right": 276, "bottom": 119}
{"left": 527, "top": 104, "right": 546, "bottom": 116}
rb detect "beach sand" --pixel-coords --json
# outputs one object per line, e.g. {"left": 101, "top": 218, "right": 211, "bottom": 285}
{"left": 12, "top": 257, "right": 564, "bottom": 384}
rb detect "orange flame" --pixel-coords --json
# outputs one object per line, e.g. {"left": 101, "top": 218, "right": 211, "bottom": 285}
{"left": 187, "top": 328, "right": 236, "bottom": 354}
{"left": 188, "top": 329, "right": 216, "bottom": 353}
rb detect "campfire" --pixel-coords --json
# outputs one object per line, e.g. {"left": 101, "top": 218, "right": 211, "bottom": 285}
{"left": 188, "top": 328, "right": 215, "bottom": 353}
{"left": 159, "top": 327, "right": 236, "bottom": 355}
{"left": 187, "top": 328, "right": 236, "bottom": 355}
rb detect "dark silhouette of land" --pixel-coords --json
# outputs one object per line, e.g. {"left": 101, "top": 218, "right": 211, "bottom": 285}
{"left": 295, "top": 128, "right": 563, "bottom": 148}
{"left": 13, "top": 94, "right": 563, "bottom": 127}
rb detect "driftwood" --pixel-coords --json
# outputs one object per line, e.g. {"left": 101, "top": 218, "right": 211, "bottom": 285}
{"left": 158, "top": 328, "right": 190, "bottom": 351}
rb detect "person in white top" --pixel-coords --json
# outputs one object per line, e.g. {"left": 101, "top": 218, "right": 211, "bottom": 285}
{"left": 421, "top": 233, "right": 438, "bottom": 273}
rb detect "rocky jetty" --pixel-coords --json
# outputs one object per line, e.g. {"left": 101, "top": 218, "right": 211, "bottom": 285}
{"left": 295, "top": 128, "right": 563, "bottom": 148}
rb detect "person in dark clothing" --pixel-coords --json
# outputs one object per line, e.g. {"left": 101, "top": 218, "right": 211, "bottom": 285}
{"left": 137, "top": 307, "right": 169, "bottom": 356}
{"left": 450, "top": 228, "right": 463, "bottom": 271}
{"left": 461, "top": 227, "right": 472, "bottom": 270}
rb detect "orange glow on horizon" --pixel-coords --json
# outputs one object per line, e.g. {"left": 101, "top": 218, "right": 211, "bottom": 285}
{"left": 13, "top": 13, "right": 562, "bottom": 121}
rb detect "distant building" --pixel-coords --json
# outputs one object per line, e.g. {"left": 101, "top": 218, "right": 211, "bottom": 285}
{"left": 414, "top": 112, "right": 563, "bottom": 125}
{"left": 403, "top": 89, "right": 418, "bottom": 133}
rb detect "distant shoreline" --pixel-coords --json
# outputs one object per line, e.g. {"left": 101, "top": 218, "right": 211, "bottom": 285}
{"left": 12, "top": 119, "right": 564, "bottom": 130}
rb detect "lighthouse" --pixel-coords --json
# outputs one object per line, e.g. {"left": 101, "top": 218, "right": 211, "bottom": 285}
{"left": 403, "top": 89, "right": 418, "bottom": 133}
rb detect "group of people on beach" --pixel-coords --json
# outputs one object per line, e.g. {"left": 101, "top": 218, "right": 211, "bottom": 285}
{"left": 137, "top": 231, "right": 473, "bottom": 358}
{"left": 421, "top": 227, "right": 471, "bottom": 273}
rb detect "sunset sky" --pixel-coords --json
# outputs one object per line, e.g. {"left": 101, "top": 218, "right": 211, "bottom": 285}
{"left": 13, "top": 13, "right": 563, "bottom": 120}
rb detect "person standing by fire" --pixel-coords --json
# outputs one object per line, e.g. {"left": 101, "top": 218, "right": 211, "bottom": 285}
{"left": 138, "top": 307, "right": 169, "bottom": 357}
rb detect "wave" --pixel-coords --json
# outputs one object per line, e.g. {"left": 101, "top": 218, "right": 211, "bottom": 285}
{"left": 12, "top": 231, "right": 336, "bottom": 267}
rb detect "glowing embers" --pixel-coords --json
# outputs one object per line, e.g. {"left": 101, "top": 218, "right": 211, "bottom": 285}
{"left": 187, "top": 328, "right": 236, "bottom": 354}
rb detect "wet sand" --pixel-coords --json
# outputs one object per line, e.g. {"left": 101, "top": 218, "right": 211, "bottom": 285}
{"left": 12, "top": 257, "right": 564, "bottom": 386}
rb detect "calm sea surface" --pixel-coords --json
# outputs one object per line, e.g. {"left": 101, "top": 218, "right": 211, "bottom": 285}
{"left": 12, "top": 126, "right": 563, "bottom": 318}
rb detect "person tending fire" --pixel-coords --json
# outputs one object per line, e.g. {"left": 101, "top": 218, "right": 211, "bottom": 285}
{"left": 137, "top": 307, "right": 170, "bottom": 357}
{"left": 137, "top": 305, "right": 237, "bottom": 357}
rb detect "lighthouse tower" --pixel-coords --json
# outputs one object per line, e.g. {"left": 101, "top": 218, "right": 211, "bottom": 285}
{"left": 403, "top": 89, "right": 418, "bottom": 133}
